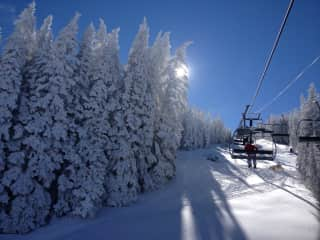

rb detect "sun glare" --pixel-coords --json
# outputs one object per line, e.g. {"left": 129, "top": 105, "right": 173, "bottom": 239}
{"left": 176, "top": 64, "right": 189, "bottom": 78}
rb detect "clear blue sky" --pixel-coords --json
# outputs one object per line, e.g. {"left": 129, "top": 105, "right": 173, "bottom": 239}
{"left": 1, "top": 0, "right": 319, "bottom": 130}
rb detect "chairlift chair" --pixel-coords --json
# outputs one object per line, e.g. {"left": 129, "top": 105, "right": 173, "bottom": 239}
{"left": 296, "top": 119, "right": 320, "bottom": 142}
{"left": 229, "top": 127, "right": 276, "bottom": 161}
{"left": 297, "top": 100, "right": 320, "bottom": 142}
{"left": 229, "top": 106, "right": 277, "bottom": 160}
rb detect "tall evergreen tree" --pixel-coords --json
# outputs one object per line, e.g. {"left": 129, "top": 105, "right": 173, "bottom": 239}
{"left": 148, "top": 32, "right": 174, "bottom": 186}
{"left": 153, "top": 41, "right": 188, "bottom": 184}
{"left": 65, "top": 22, "right": 107, "bottom": 218}
{"left": 49, "top": 13, "right": 81, "bottom": 216}
{"left": 297, "top": 83, "right": 320, "bottom": 201}
{"left": 122, "top": 18, "right": 155, "bottom": 193}
{"left": 0, "top": 2, "right": 39, "bottom": 233}
{"left": 288, "top": 109, "right": 299, "bottom": 151}
{"left": 105, "top": 24, "right": 143, "bottom": 206}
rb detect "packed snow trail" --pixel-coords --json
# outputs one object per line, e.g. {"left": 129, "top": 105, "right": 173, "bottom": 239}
{"left": 2, "top": 143, "right": 319, "bottom": 240}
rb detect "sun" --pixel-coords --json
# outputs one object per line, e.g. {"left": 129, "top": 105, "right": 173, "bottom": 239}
{"left": 175, "top": 64, "right": 189, "bottom": 78}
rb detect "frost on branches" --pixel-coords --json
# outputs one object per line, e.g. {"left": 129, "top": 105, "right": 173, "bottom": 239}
{"left": 0, "top": 2, "right": 51, "bottom": 233}
{"left": 267, "top": 83, "right": 320, "bottom": 202}
{"left": 0, "top": 2, "right": 230, "bottom": 234}
{"left": 180, "top": 108, "right": 231, "bottom": 149}
{"left": 297, "top": 83, "right": 320, "bottom": 201}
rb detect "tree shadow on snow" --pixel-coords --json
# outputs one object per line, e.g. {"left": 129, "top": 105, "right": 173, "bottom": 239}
{"left": 17, "top": 149, "right": 248, "bottom": 240}
{"left": 178, "top": 149, "right": 247, "bottom": 240}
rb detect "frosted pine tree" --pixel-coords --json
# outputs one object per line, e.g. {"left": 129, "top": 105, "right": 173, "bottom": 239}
{"left": 70, "top": 20, "right": 121, "bottom": 213}
{"left": 0, "top": 2, "right": 36, "bottom": 168}
{"left": 181, "top": 109, "right": 194, "bottom": 149}
{"left": 20, "top": 14, "right": 55, "bottom": 186}
{"left": 195, "top": 110, "right": 204, "bottom": 147}
{"left": 203, "top": 113, "right": 211, "bottom": 147}
{"left": 78, "top": 23, "right": 97, "bottom": 90}
{"left": 297, "top": 83, "right": 320, "bottom": 201}
{"left": 122, "top": 18, "right": 156, "bottom": 193}
{"left": 104, "top": 23, "right": 143, "bottom": 206}
{"left": 0, "top": 3, "right": 46, "bottom": 234}
{"left": 47, "top": 13, "right": 81, "bottom": 216}
{"left": 8, "top": 15, "right": 54, "bottom": 233}
{"left": 0, "top": 8, "right": 201, "bottom": 231}
{"left": 146, "top": 32, "right": 175, "bottom": 185}
{"left": 212, "top": 117, "right": 226, "bottom": 144}
{"left": 62, "top": 22, "right": 108, "bottom": 218}
{"left": 288, "top": 109, "right": 299, "bottom": 151}
{"left": 154, "top": 42, "right": 190, "bottom": 174}
{"left": 180, "top": 107, "right": 230, "bottom": 149}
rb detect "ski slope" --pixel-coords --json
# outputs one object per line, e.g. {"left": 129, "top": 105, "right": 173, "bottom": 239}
{"left": 2, "top": 143, "right": 319, "bottom": 240}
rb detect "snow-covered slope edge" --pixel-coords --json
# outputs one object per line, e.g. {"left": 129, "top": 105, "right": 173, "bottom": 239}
{"left": 2, "top": 143, "right": 318, "bottom": 240}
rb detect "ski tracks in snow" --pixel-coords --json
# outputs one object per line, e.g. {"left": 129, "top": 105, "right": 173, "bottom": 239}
{"left": 207, "top": 145, "right": 316, "bottom": 207}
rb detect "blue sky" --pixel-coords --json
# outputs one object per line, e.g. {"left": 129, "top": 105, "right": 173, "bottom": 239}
{"left": 0, "top": 0, "right": 319, "bottom": 130}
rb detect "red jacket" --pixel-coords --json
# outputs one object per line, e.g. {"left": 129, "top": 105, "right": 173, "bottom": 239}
{"left": 245, "top": 143, "right": 257, "bottom": 153}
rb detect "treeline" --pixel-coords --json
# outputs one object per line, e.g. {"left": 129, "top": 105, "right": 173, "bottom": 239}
{"left": 266, "top": 83, "right": 320, "bottom": 201}
{"left": 180, "top": 108, "right": 231, "bottom": 149}
{"left": 0, "top": 3, "right": 230, "bottom": 233}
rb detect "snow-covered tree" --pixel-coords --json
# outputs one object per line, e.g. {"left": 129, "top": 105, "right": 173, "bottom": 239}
{"left": 297, "top": 83, "right": 320, "bottom": 201}
{"left": 180, "top": 108, "right": 194, "bottom": 149}
{"left": 121, "top": 18, "right": 156, "bottom": 194}
{"left": 154, "top": 42, "right": 191, "bottom": 171}
{"left": 180, "top": 108, "right": 230, "bottom": 150}
{"left": 102, "top": 25, "right": 141, "bottom": 206}
{"left": 47, "top": 13, "right": 81, "bottom": 217}
{"left": 147, "top": 32, "right": 176, "bottom": 186}
{"left": 71, "top": 20, "right": 126, "bottom": 211}
{"left": 288, "top": 109, "right": 300, "bottom": 151}
{"left": 0, "top": 7, "right": 196, "bottom": 233}
{"left": 0, "top": 1, "right": 36, "bottom": 160}
{"left": 0, "top": 2, "right": 41, "bottom": 233}
{"left": 61, "top": 22, "right": 107, "bottom": 218}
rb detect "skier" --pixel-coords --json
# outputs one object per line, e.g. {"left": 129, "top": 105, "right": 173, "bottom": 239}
{"left": 245, "top": 141, "right": 258, "bottom": 168}
{"left": 243, "top": 136, "right": 249, "bottom": 145}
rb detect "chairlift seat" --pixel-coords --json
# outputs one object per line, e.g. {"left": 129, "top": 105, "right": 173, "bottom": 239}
{"left": 232, "top": 149, "right": 274, "bottom": 155}
{"left": 236, "top": 128, "right": 252, "bottom": 136}
{"left": 299, "top": 136, "right": 320, "bottom": 142}
{"left": 272, "top": 133, "right": 290, "bottom": 137}
{"left": 231, "top": 154, "right": 274, "bottom": 161}
{"left": 233, "top": 142, "right": 244, "bottom": 146}
{"left": 253, "top": 128, "right": 273, "bottom": 134}
{"left": 297, "top": 119, "right": 320, "bottom": 143}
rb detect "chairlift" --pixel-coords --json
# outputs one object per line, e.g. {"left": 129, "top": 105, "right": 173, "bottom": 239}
{"left": 261, "top": 123, "right": 290, "bottom": 140}
{"left": 296, "top": 119, "right": 320, "bottom": 142}
{"left": 296, "top": 100, "right": 320, "bottom": 142}
{"left": 229, "top": 106, "right": 277, "bottom": 160}
{"left": 229, "top": 126, "right": 276, "bottom": 161}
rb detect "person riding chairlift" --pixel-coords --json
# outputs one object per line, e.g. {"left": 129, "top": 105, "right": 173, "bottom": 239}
{"left": 245, "top": 140, "right": 258, "bottom": 168}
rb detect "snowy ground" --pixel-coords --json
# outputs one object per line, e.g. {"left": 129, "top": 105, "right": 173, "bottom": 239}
{"left": 2, "top": 142, "right": 319, "bottom": 240}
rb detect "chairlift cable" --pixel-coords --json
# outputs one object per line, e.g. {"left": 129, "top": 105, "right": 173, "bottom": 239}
{"left": 232, "top": 0, "right": 295, "bottom": 161}
{"left": 249, "top": 0, "right": 295, "bottom": 112}
{"left": 256, "top": 55, "right": 320, "bottom": 113}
